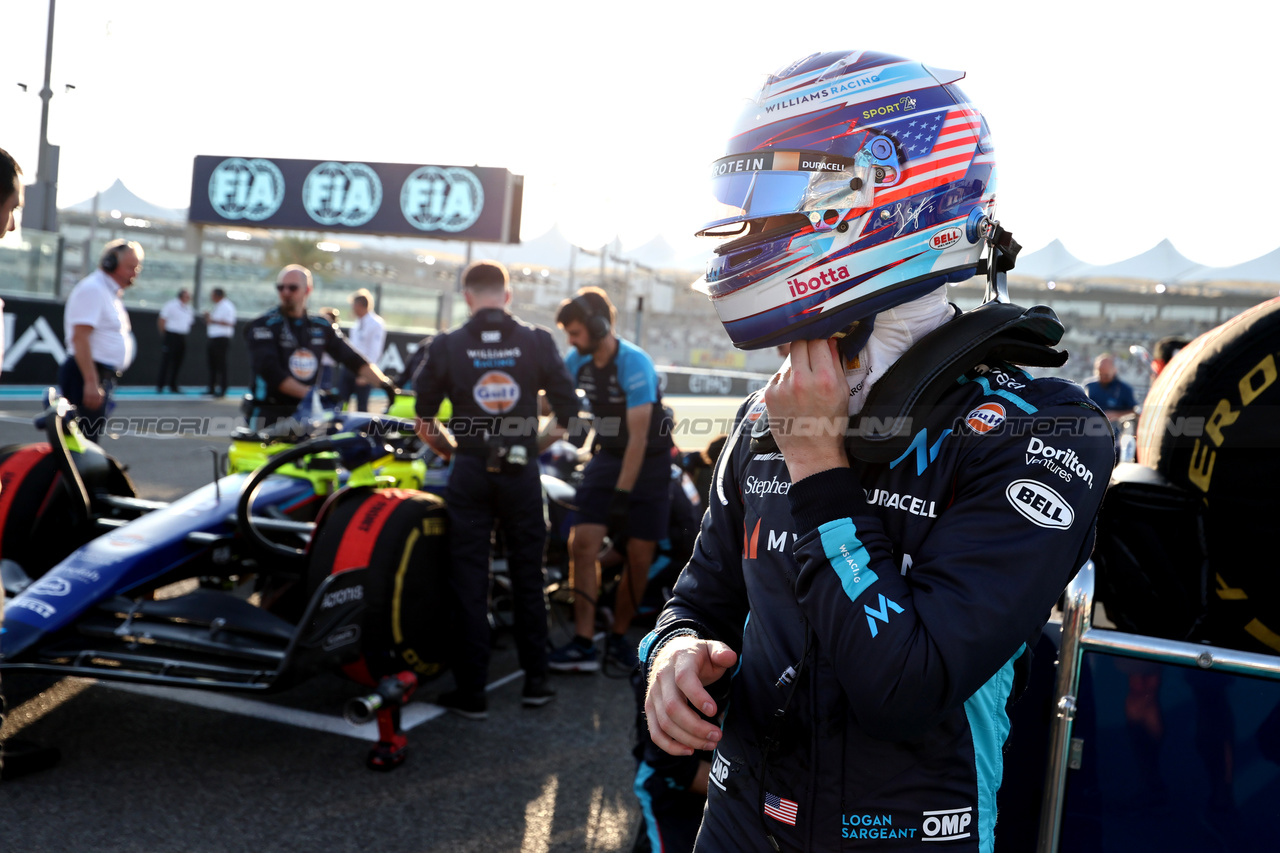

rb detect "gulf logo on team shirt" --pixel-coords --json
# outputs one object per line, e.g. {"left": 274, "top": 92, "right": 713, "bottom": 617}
{"left": 473, "top": 370, "right": 520, "bottom": 413}
{"left": 965, "top": 402, "right": 1005, "bottom": 433}
{"left": 288, "top": 348, "right": 319, "bottom": 382}
{"left": 746, "top": 399, "right": 768, "bottom": 422}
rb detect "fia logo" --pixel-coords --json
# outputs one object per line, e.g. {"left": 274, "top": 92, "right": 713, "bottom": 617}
{"left": 208, "top": 158, "right": 285, "bottom": 221}
{"left": 401, "top": 166, "right": 484, "bottom": 232}
{"left": 303, "top": 162, "right": 383, "bottom": 227}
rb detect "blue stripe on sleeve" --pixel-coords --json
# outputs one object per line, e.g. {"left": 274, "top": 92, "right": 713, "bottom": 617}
{"left": 817, "top": 518, "right": 879, "bottom": 604}
{"left": 633, "top": 761, "right": 664, "bottom": 852}
{"left": 638, "top": 629, "right": 660, "bottom": 664}
{"left": 963, "top": 375, "right": 1039, "bottom": 413}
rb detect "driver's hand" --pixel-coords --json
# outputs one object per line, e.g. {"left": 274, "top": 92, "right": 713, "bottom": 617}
{"left": 645, "top": 636, "right": 736, "bottom": 756}
{"left": 83, "top": 384, "right": 105, "bottom": 410}
{"left": 765, "top": 338, "right": 849, "bottom": 483}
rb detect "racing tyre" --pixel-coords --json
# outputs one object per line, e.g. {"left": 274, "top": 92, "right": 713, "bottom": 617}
{"left": 1121, "top": 296, "right": 1280, "bottom": 653}
{"left": 307, "top": 489, "right": 451, "bottom": 684}
{"left": 0, "top": 443, "right": 97, "bottom": 580}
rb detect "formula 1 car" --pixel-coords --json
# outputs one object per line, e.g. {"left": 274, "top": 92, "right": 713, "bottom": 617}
{"left": 0, "top": 393, "right": 453, "bottom": 767}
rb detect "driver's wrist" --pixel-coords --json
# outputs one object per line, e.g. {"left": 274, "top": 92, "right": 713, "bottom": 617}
{"left": 647, "top": 629, "right": 701, "bottom": 674}
{"left": 782, "top": 448, "right": 848, "bottom": 483}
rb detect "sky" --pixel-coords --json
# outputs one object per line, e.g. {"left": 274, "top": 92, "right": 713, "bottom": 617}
{"left": 4, "top": 0, "right": 1279, "bottom": 268}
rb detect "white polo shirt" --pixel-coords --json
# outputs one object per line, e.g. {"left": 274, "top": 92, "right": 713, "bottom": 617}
{"left": 349, "top": 311, "right": 386, "bottom": 364}
{"left": 64, "top": 269, "right": 135, "bottom": 371}
{"left": 159, "top": 297, "right": 195, "bottom": 334}
{"left": 206, "top": 298, "right": 237, "bottom": 339}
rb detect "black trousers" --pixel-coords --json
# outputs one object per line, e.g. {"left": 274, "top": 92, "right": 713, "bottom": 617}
{"left": 207, "top": 337, "right": 230, "bottom": 394}
{"left": 445, "top": 453, "right": 549, "bottom": 693}
{"left": 336, "top": 366, "right": 373, "bottom": 412}
{"left": 57, "top": 358, "right": 117, "bottom": 443}
{"left": 156, "top": 331, "right": 186, "bottom": 391}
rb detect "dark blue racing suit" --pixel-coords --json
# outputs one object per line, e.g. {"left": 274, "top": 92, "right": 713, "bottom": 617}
{"left": 641, "top": 363, "right": 1114, "bottom": 852}
{"left": 244, "top": 307, "right": 367, "bottom": 426}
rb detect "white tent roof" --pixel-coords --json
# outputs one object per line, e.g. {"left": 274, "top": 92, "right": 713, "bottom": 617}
{"left": 1013, "top": 239, "right": 1091, "bottom": 280}
{"left": 1071, "top": 238, "right": 1205, "bottom": 283}
{"left": 63, "top": 179, "right": 188, "bottom": 223}
{"left": 1178, "top": 245, "right": 1280, "bottom": 284}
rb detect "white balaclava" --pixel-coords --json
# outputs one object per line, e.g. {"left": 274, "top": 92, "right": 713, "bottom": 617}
{"left": 841, "top": 286, "right": 955, "bottom": 415}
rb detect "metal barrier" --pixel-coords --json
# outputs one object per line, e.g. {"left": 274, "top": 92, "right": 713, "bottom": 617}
{"left": 1035, "top": 562, "right": 1280, "bottom": 852}
{"left": 656, "top": 364, "right": 772, "bottom": 397}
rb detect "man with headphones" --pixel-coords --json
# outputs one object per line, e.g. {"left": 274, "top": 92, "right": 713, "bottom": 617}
{"left": 551, "top": 287, "right": 673, "bottom": 672}
{"left": 59, "top": 239, "right": 143, "bottom": 441}
{"left": 413, "top": 260, "right": 582, "bottom": 718}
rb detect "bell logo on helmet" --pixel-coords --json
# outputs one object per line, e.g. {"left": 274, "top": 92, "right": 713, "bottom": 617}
{"left": 787, "top": 264, "right": 852, "bottom": 298}
{"left": 930, "top": 227, "right": 964, "bottom": 251}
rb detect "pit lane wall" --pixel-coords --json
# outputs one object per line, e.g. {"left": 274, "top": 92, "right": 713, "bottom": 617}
{"left": 0, "top": 294, "right": 770, "bottom": 396}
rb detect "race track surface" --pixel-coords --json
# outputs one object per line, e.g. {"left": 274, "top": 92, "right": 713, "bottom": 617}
{"left": 0, "top": 394, "right": 736, "bottom": 852}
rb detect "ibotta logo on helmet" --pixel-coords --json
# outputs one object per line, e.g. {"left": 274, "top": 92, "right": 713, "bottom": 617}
{"left": 787, "top": 263, "right": 852, "bottom": 298}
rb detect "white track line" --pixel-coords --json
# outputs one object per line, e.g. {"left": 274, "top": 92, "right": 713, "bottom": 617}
{"left": 99, "top": 669, "right": 527, "bottom": 741}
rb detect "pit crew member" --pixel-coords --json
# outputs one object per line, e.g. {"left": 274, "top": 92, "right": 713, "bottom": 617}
{"left": 414, "top": 260, "right": 581, "bottom": 717}
{"left": 551, "top": 287, "right": 674, "bottom": 673}
{"left": 243, "top": 264, "right": 392, "bottom": 428}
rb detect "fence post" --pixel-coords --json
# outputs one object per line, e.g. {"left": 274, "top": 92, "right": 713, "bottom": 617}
{"left": 53, "top": 233, "right": 65, "bottom": 298}
{"left": 192, "top": 255, "right": 204, "bottom": 310}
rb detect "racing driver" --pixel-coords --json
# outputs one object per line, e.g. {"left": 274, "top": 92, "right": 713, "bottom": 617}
{"left": 244, "top": 264, "right": 394, "bottom": 428}
{"left": 642, "top": 51, "right": 1115, "bottom": 851}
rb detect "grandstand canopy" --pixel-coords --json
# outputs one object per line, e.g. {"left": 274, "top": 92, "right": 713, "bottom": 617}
{"left": 1072, "top": 239, "right": 1203, "bottom": 283}
{"left": 54, "top": 179, "right": 1280, "bottom": 283}
{"left": 64, "top": 179, "right": 188, "bottom": 223}
{"left": 1014, "top": 239, "right": 1090, "bottom": 280}
{"left": 1179, "top": 246, "right": 1280, "bottom": 284}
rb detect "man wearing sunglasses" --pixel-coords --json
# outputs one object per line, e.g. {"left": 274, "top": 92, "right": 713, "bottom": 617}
{"left": 243, "top": 264, "right": 393, "bottom": 428}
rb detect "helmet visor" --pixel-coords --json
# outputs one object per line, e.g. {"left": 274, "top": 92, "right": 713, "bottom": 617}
{"left": 698, "top": 149, "right": 876, "bottom": 235}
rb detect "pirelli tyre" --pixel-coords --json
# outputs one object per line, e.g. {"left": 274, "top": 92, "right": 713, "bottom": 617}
{"left": 307, "top": 489, "right": 451, "bottom": 684}
{"left": 1129, "top": 295, "right": 1280, "bottom": 654}
{"left": 0, "top": 442, "right": 132, "bottom": 581}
